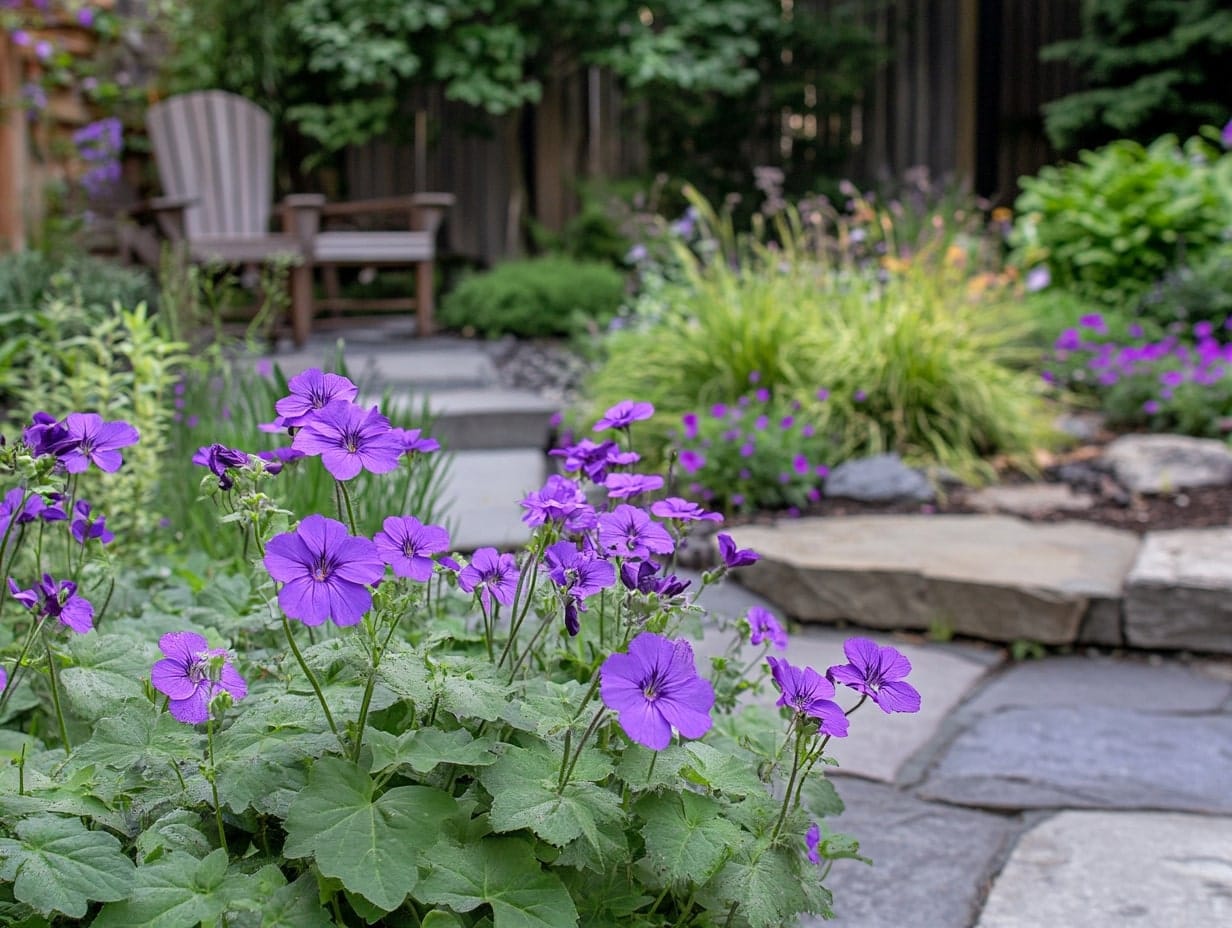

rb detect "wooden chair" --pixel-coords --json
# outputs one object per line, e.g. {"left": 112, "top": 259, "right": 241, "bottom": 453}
{"left": 125, "top": 90, "right": 452, "bottom": 344}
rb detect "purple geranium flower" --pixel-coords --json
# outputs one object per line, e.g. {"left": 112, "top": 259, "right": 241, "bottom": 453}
{"left": 597, "top": 505, "right": 674, "bottom": 559}
{"left": 0, "top": 488, "right": 41, "bottom": 530}
{"left": 594, "top": 400, "right": 654, "bottom": 432}
{"left": 550, "top": 439, "right": 637, "bottom": 483}
{"left": 747, "top": 606, "right": 787, "bottom": 650}
{"left": 717, "top": 533, "right": 760, "bottom": 568}
{"left": 263, "top": 514, "right": 384, "bottom": 627}
{"left": 70, "top": 501, "right": 114, "bottom": 545}
{"left": 649, "top": 497, "right": 723, "bottom": 523}
{"left": 390, "top": 427, "right": 440, "bottom": 454}
{"left": 619, "top": 559, "right": 691, "bottom": 599}
{"left": 543, "top": 541, "right": 616, "bottom": 635}
{"left": 457, "top": 547, "right": 520, "bottom": 612}
{"left": 766, "top": 656, "right": 848, "bottom": 736}
{"left": 678, "top": 449, "right": 706, "bottom": 474}
{"left": 604, "top": 473, "right": 664, "bottom": 499}
{"left": 806, "top": 823, "right": 821, "bottom": 864}
{"left": 7, "top": 574, "right": 94, "bottom": 634}
{"left": 151, "top": 631, "right": 247, "bottom": 724}
{"left": 36, "top": 492, "right": 67, "bottom": 523}
{"left": 521, "top": 475, "right": 597, "bottom": 531}
{"left": 192, "top": 443, "right": 249, "bottom": 490}
{"left": 273, "top": 368, "right": 359, "bottom": 429}
{"left": 826, "top": 637, "right": 921, "bottom": 713}
{"left": 57, "top": 413, "right": 139, "bottom": 473}
{"left": 373, "top": 516, "right": 450, "bottom": 581}
{"left": 600, "top": 632, "right": 715, "bottom": 750}
{"left": 292, "top": 401, "right": 404, "bottom": 480}
{"left": 682, "top": 413, "right": 699, "bottom": 439}
{"left": 22, "top": 412, "right": 70, "bottom": 458}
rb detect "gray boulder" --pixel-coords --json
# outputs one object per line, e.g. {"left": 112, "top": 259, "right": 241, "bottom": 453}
{"left": 824, "top": 453, "right": 935, "bottom": 503}
{"left": 1102, "top": 433, "right": 1232, "bottom": 495}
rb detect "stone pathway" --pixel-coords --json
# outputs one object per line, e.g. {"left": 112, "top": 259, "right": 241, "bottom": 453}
{"left": 694, "top": 576, "right": 1232, "bottom": 928}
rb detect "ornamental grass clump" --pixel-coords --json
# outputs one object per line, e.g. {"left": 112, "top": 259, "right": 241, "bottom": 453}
{"left": 589, "top": 188, "right": 1053, "bottom": 481}
{"left": 0, "top": 385, "right": 920, "bottom": 927}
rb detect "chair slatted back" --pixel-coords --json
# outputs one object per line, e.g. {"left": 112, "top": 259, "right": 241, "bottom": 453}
{"left": 147, "top": 91, "right": 273, "bottom": 241}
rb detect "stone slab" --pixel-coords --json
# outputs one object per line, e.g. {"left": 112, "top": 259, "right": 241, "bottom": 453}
{"left": 729, "top": 516, "right": 1140, "bottom": 644}
{"left": 1103, "top": 433, "right": 1232, "bottom": 494}
{"left": 1125, "top": 528, "right": 1232, "bottom": 653}
{"left": 976, "top": 811, "right": 1232, "bottom": 927}
{"left": 919, "top": 705, "right": 1232, "bottom": 813}
{"left": 963, "top": 655, "right": 1232, "bottom": 716}
{"left": 381, "top": 388, "right": 558, "bottom": 452}
{"left": 803, "top": 778, "right": 1016, "bottom": 928}
{"left": 437, "top": 448, "right": 545, "bottom": 550}
{"left": 966, "top": 483, "right": 1094, "bottom": 514}
{"left": 264, "top": 342, "right": 499, "bottom": 390}
{"left": 692, "top": 614, "right": 997, "bottom": 783}
{"left": 824, "top": 453, "right": 935, "bottom": 503}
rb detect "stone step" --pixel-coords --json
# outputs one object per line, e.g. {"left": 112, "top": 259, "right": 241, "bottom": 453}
{"left": 265, "top": 339, "right": 500, "bottom": 392}
{"left": 381, "top": 388, "right": 558, "bottom": 453}
{"left": 438, "top": 448, "right": 545, "bottom": 550}
{"left": 1124, "top": 528, "right": 1232, "bottom": 652}
{"left": 726, "top": 515, "right": 1142, "bottom": 646}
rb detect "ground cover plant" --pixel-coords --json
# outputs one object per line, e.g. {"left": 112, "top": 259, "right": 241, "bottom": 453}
{"left": 0, "top": 380, "right": 920, "bottom": 927}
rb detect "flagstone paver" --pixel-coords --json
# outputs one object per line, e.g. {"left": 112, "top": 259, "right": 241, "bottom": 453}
{"left": 806, "top": 778, "right": 1018, "bottom": 928}
{"left": 974, "top": 811, "right": 1232, "bottom": 927}
{"left": 918, "top": 705, "right": 1232, "bottom": 813}
{"left": 436, "top": 448, "right": 543, "bottom": 549}
{"left": 1124, "top": 528, "right": 1232, "bottom": 653}
{"left": 729, "top": 515, "right": 1141, "bottom": 644}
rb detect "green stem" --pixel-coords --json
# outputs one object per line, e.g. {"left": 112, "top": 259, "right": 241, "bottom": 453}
{"left": 557, "top": 707, "right": 607, "bottom": 793}
{"left": 207, "top": 718, "right": 228, "bottom": 853}
{"left": 771, "top": 721, "right": 807, "bottom": 839}
{"left": 0, "top": 615, "right": 50, "bottom": 716}
{"left": 497, "top": 541, "right": 545, "bottom": 669}
{"left": 351, "top": 614, "right": 399, "bottom": 763}
{"left": 338, "top": 481, "right": 358, "bottom": 535}
{"left": 43, "top": 632, "right": 71, "bottom": 755}
{"left": 280, "top": 613, "right": 340, "bottom": 740}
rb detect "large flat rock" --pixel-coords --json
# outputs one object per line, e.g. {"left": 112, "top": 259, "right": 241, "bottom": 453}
{"left": 976, "top": 811, "right": 1232, "bottom": 927}
{"left": 919, "top": 705, "right": 1232, "bottom": 813}
{"left": 804, "top": 779, "right": 1017, "bottom": 928}
{"left": 385, "top": 388, "right": 558, "bottom": 452}
{"left": 1125, "top": 528, "right": 1232, "bottom": 653}
{"left": 963, "top": 655, "right": 1232, "bottom": 716}
{"left": 729, "top": 516, "right": 1140, "bottom": 644}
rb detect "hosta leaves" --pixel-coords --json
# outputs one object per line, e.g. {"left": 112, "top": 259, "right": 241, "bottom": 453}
{"left": 480, "top": 744, "right": 622, "bottom": 851}
{"left": 416, "top": 838, "right": 579, "bottom": 928}
{"left": 637, "top": 792, "right": 743, "bottom": 888}
{"left": 367, "top": 727, "right": 498, "bottom": 775}
{"left": 0, "top": 814, "right": 135, "bottom": 918}
{"left": 283, "top": 757, "right": 456, "bottom": 911}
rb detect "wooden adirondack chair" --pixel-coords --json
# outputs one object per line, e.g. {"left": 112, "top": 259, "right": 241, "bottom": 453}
{"left": 126, "top": 90, "right": 452, "bottom": 345}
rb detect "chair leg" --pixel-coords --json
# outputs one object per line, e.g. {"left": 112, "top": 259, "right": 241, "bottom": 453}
{"left": 290, "top": 263, "right": 314, "bottom": 347}
{"left": 416, "top": 261, "right": 435, "bottom": 337}
{"left": 323, "top": 265, "right": 341, "bottom": 317}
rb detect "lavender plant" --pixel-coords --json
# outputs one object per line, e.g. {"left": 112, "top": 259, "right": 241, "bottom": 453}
{"left": 0, "top": 384, "right": 920, "bottom": 927}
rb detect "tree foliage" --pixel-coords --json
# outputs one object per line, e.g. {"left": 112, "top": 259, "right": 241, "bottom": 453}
{"left": 1041, "top": 0, "right": 1232, "bottom": 152}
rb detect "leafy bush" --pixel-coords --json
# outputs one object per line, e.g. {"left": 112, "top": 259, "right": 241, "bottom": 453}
{"left": 671, "top": 385, "right": 835, "bottom": 515}
{"left": 591, "top": 207, "right": 1051, "bottom": 480}
{"left": 0, "top": 381, "right": 919, "bottom": 926}
{"left": 1011, "top": 132, "right": 1232, "bottom": 310}
{"left": 439, "top": 257, "right": 626, "bottom": 339}
{"left": 1138, "top": 243, "right": 1232, "bottom": 329}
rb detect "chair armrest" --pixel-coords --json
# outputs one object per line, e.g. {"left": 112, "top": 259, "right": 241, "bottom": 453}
{"left": 117, "top": 195, "right": 197, "bottom": 242}
{"left": 319, "top": 194, "right": 455, "bottom": 234}
{"left": 280, "top": 194, "right": 326, "bottom": 247}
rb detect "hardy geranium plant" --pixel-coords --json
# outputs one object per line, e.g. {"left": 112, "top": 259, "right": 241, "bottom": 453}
{"left": 0, "top": 381, "right": 919, "bottom": 927}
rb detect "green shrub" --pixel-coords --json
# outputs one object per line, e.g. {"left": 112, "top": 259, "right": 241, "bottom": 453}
{"left": 1138, "top": 243, "right": 1232, "bottom": 329}
{"left": 589, "top": 248, "right": 1052, "bottom": 480}
{"left": 439, "top": 257, "right": 626, "bottom": 339}
{"left": 1011, "top": 132, "right": 1232, "bottom": 310}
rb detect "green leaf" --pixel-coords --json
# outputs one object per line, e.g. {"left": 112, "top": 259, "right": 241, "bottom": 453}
{"left": 283, "top": 757, "right": 456, "bottom": 911}
{"left": 0, "top": 814, "right": 135, "bottom": 918}
{"left": 134, "top": 810, "right": 213, "bottom": 863}
{"left": 374, "top": 648, "right": 433, "bottom": 704}
{"left": 91, "top": 849, "right": 233, "bottom": 928}
{"left": 248, "top": 874, "right": 332, "bottom": 928}
{"left": 704, "top": 848, "right": 811, "bottom": 928}
{"left": 682, "top": 743, "right": 764, "bottom": 796}
{"left": 797, "top": 775, "right": 844, "bottom": 818}
{"left": 61, "top": 633, "right": 160, "bottom": 720}
{"left": 479, "top": 745, "right": 622, "bottom": 851}
{"left": 416, "top": 838, "right": 579, "bottom": 928}
{"left": 422, "top": 911, "right": 467, "bottom": 928}
{"left": 614, "top": 744, "right": 689, "bottom": 792}
{"left": 433, "top": 656, "right": 511, "bottom": 722}
{"left": 367, "top": 727, "right": 498, "bottom": 775}
{"left": 637, "top": 792, "right": 744, "bottom": 888}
